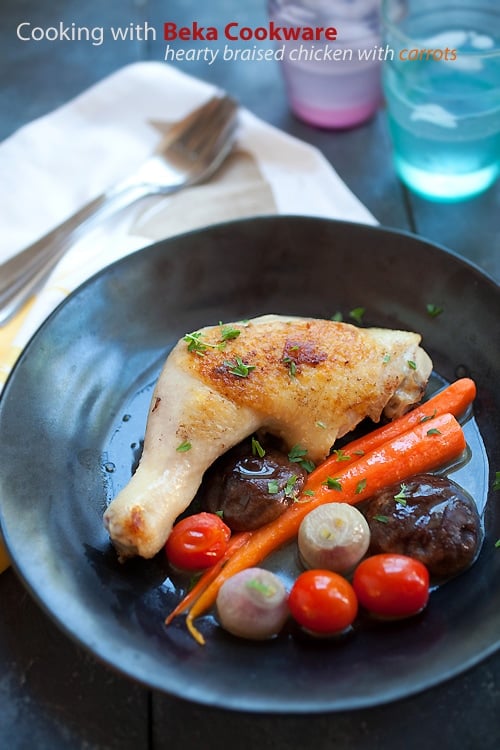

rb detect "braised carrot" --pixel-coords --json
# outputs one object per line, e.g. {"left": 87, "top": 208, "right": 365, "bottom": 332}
{"left": 182, "top": 412, "right": 466, "bottom": 641}
{"left": 310, "top": 377, "right": 476, "bottom": 486}
{"left": 165, "top": 531, "right": 251, "bottom": 626}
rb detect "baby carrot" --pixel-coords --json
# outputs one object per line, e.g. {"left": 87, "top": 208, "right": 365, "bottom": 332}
{"left": 182, "top": 412, "right": 466, "bottom": 641}
{"left": 165, "top": 531, "right": 251, "bottom": 626}
{"left": 310, "top": 377, "right": 476, "bottom": 485}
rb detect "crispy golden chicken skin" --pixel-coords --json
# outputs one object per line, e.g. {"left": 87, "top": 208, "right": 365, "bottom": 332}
{"left": 104, "top": 315, "right": 432, "bottom": 560}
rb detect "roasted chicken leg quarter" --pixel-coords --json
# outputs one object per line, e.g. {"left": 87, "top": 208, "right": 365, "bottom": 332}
{"left": 103, "top": 315, "right": 433, "bottom": 560}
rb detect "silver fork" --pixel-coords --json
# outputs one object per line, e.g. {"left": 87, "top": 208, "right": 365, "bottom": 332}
{"left": 0, "top": 94, "right": 239, "bottom": 326}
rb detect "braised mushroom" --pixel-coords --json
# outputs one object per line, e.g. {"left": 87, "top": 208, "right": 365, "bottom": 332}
{"left": 200, "top": 443, "right": 307, "bottom": 531}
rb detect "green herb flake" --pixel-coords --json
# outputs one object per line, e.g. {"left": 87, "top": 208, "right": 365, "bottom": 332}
{"left": 219, "top": 323, "right": 241, "bottom": 341}
{"left": 493, "top": 472, "right": 500, "bottom": 491}
{"left": 176, "top": 440, "right": 192, "bottom": 453}
{"left": 394, "top": 483, "right": 408, "bottom": 505}
{"left": 183, "top": 331, "right": 208, "bottom": 355}
{"left": 246, "top": 579, "right": 276, "bottom": 597}
{"left": 224, "top": 356, "right": 256, "bottom": 378}
{"left": 324, "top": 477, "right": 342, "bottom": 491}
{"left": 427, "top": 428, "right": 442, "bottom": 436}
{"left": 374, "top": 514, "right": 389, "bottom": 524}
{"left": 184, "top": 330, "right": 226, "bottom": 355}
{"left": 407, "top": 360, "right": 417, "bottom": 370}
{"left": 332, "top": 449, "right": 351, "bottom": 462}
{"left": 288, "top": 444, "right": 307, "bottom": 462}
{"left": 331, "top": 311, "right": 343, "bottom": 322}
{"left": 302, "top": 489, "right": 315, "bottom": 497}
{"left": 420, "top": 409, "right": 437, "bottom": 423}
{"left": 283, "top": 356, "right": 297, "bottom": 378}
{"left": 251, "top": 436, "right": 266, "bottom": 458}
{"left": 349, "top": 307, "right": 365, "bottom": 325}
{"left": 426, "top": 303, "right": 444, "bottom": 318}
{"left": 316, "top": 420, "right": 327, "bottom": 429}
{"left": 188, "top": 574, "right": 202, "bottom": 591}
{"left": 267, "top": 480, "right": 280, "bottom": 495}
{"left": 353, "top": 449, "right": 365, "bottom": 457}
{"left": 382, "top": 354, "right": 391, "bottom": 364}
{"left": 284, "top": 475, "right": 299, "bottom": 498}
{"left": 495, "top": 539, "right": 500, "bottom": 549}
{"left": 288, "top": 445, "right": 316, "bottom": 473}
{"left": 355, "top": 478, "right": 367, "bottom": 494}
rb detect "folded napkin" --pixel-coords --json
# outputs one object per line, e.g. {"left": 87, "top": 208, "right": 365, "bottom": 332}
{"left": 0, "top": 61, "right": 375, "bottom": 573}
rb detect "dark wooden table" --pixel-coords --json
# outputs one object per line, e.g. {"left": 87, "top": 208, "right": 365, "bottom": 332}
{"left": 1, "top": 1, "right": 499, "bottom": 748}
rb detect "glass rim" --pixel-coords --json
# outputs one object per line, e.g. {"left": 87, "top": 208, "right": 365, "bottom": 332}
{"left": 381, "top": 1, "right": 500, "bottom": 58}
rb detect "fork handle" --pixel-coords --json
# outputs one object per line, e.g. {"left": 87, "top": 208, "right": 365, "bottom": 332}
{"left": 0, "top": 182, "right": 155, "bottom": 326}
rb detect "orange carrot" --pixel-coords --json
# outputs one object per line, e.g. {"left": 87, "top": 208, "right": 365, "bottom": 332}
{"left": 310, "top": 377, "right": 476, "bottom": 485}
{"left": 165, "top": 531, "right": 251, "bottom": 626}
{"left": 183, "top": 412, "right": 466, "bottom": 642}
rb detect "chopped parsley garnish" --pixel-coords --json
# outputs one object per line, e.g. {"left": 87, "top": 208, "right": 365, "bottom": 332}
{"left": 407, "top": 360, "right": 417, "bottom": 370}
{"left": 324, "top": 477, "right": 342, "bottom": 491}
{"left": 183, "top": 331, "right": 208, "bottom": 355}
{"left": 302, "top": 489, "right": 315, "bottom": 497}
{"left": 427, "top": 428, "right": 442, "bottom": 436}
{"left": 224, "top": 357, "right": 256, "bottom": 377}
{"left": 495, "top": 539, "right": 500, "bottom": 549}
{"left": 355, "top": 478, "right": 367, "bottom": 494}
{"left": 316, "top": 420, "right": 327, "bottom": 429}
{"left": 288, "top": 444, "right": 315, "bottom": 473}
{"left": 349, "top": 307, "right": 365, "bottom": 325}
{"left": 374, "top": 514, "right": 389, "bottom": 524}
{"left": 331, "top": 311, "right": 343, "bottom": 322}
{"left": 353, "top": 449, "right": 365, "bottom": 456}
{"left": 394, "top": 483, "right": 408, "bottom": 505}
{"left": 176, "top": 440, "right": 192, "bottom": 452}
{"left": 219, "top": 323, "right": 241, "bottom": 341}
{"left": 184, "top": 330, "right": 226, "bottom": 355}
{"left": 284, "top": 475, "right": 298, "bottom": 498}
{"left": 288, "top": 445, "right": 308, "bottom": 462}
{"left": 283, "top": 356, "right": 297, "bottom": 378}
{"left": 185, "top": 324, "right": 241, "bottom": 355}
{"left": 187, "top": 574, "right": 202, "bottom": 591}
{"left": 246, "top": 579, "right": 276, "bottom": 597}
{"left": 493, "top": 472, "right": 500, "bottom": 491}
{"left": 426, "top": 303, "right": 444, "bottom": 318}
{"left": 251, "top": 437, "right": 266, "bottom": 458}
{"left": 267, "top": 480, "right": 280, "bottom": 495}
{"left": 383, "top": 354, "right": 391, "bottom": 364}
{"left": 332, "top": 449, "right": 351, "bottom": 462}
{"left": 420, "top": 409, "right": 437, "bottom": 423}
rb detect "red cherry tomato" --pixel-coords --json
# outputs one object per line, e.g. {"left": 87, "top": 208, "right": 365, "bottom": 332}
{"left": 353, "top": 553, "right": 430, "bottom": 619}
{"left": 288, "top": 569, "right": 358, "bottom": 635}
{"left": 165, "top": 512, "right": 231, "bottom": 571}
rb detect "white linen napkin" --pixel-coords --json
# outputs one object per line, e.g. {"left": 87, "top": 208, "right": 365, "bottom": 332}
{"left": 0, "top": 60, "right": 375, "bottom": 572}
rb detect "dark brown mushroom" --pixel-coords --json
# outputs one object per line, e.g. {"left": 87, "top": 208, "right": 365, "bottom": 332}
{"left": 361, "top": 473, "right": 483, "bottom": 581}
{"left": 199, "top": 442, "right": 307, "bottom": 531}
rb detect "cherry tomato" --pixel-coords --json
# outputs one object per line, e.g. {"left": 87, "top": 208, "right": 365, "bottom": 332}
{"left": 352, "top": 553, "right": 430, "bottom": 619}
{"left": 288, "top": 570, "right": 358, "bottom": 635}
{"left": 165, "top": 512, "right": 231, "bottom": 571}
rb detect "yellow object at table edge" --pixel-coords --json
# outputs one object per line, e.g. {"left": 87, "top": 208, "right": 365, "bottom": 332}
{"left": 0, "top": 537, "right": 10, "bottom": 574}
{"left": 0, "top": 297, "right": 36, "bottom": 389}
{"left": 0, "top": 300, "right": 36, "bottom": 574}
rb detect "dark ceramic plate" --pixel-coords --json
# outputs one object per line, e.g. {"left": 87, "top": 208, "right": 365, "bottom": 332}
{"left": 0, "top": 216, "right": 499, "bottom": 713}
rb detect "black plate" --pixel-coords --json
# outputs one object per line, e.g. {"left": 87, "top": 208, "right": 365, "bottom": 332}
{"left": 1, "top": 216, "right": 499, "bottom": 713}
